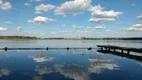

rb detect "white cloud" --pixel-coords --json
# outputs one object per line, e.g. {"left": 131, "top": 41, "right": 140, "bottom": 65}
{"left": 89, "top": 5, "right": 123, "bottom": 22}
{"left": 77, "top": 30, "right": 92, "bottom": 33}
{"left": 35, "top": 4, "right": 55, "bottom": 14}
{"left": 0, "top": 1, "right": 12, "bottom": 11}
{"left": 116, "top": 21, "right": 122, "bottom": 24}
{"left": 60, "top": 25, "right": 66, "bottom": 29}
{"left": 92, "top": 9, "right": 122, "bottom": 17}
{"left": 106, "top": 30, "right": 111, "bottom": 32}
{"left": 30, "top": 0, "right": 43, "bottom": 2}
{"left": 49, "top": 32, "right": 56, "bottom": 35}
{"left": 54, "top": 0, "right": 91, "bottom": 16}
{"left": 72, "top": 25, "right": 106, "bottom": 33}
{"left": 131, "top": 4, "right": 136, "bottom": 7}
{"left": 89, "top": 4, "right": 103, "bottom": 11}
{"left": 24, "top": 3, "right": 31, "bottom": 6}
{"left": 67, "top": 25, "right": 106, "bottom": 35}
{"left": 72, "top": 25, "right": 84, "bottom": 29}
{"left": 17, "top": 27, "right": 22, "bottom": 31}
{"left": 28, "top": 16, "right": 56, "bottom": 24}
{"left": 125, "top": 27, "right": 141, "bottom": 31}
{"left": 72, "top": 25, "right": 92, "bottom": 30}
{"left": 137, "top": 15, "right": 142, "bottom": 19}
{"left": 95, "top": 25, "right": 106, "bottom": 29}
{"left": 132, "top": 24, "right": 142, "bottom": 27}
{"left": 5, "top": 21, "right": 13, "bottom": 24}
{"left": 0, "top": 0, "right": 2, "bottom": 5}
{"left": 89, "top": 17, "right": 116, "bottom": 22}
{"left": 0, "top": 27, "right": 8, "bottom": 31}
{"left": 60, "top": 30, "right": 71, "bottom": 33}
{"left": 90, "top": 5, "right": 123, "bottom": 17}
{"left": 125, "top": 24, "right": 142, "bottom": 31}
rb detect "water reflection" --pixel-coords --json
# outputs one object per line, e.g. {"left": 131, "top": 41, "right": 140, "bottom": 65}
{"left": 4, "top": 53, "right": 11, "bottom": 57}
{"left": 88, "top": 58, "right": 119, "bottom": 74}
{"left": 72, "top": 50, "right": 82, "bottom": 54}
{"left": 32, "top": 76, "right": 43, "bottom": 80}
{"left": 29, "top": 54, "right": 54, "bottom": 62}
{"left": 1, "top": 40, "right": 142, "bottom": 48}
{"left": 137, "top": 62, "right": 142, "bottom": 67}
{"left": 0, "top": 50, "right": 142, "bottom": 80}
{"left": 0, "top": 68, "right": 11, "bottom": 78}
{"left": 55, "top": 64, "right": 90, "bottom": 80}
{"left": 4, "top": 52, "right": 12, "bottom": 57}
{"left": 35, "top": 66, "right": 52, "bottom": 75}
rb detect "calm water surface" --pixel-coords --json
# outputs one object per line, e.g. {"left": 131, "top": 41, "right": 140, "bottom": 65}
{"left": 0, "top": 40, "right": 142, "bottom": 80}
{"left": 0, "top": 40, "right": 142, "bottom": 48}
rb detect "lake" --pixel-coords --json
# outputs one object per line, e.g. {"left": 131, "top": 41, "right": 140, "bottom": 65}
{"left": 1, "top": 40, "right": 142, "bottom": 48}
{"left": 0, "top": 40, "right": 142, "bottom": 80}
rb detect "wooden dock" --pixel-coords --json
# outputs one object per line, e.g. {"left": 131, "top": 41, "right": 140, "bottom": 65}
{"left": 97, "top": 45, "right": 142, "bottom": 54}
{"left": 97, "top": 45, "right": 142, "bottom": 61}
{"left": 97, "top": 50, "right": 142, "bottom": 61}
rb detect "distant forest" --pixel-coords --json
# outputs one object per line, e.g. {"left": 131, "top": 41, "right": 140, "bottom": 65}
{"left": 0, "top": 36, "right": 142, "bottom": 40}
{"left": 0, "top": 36, "right": 40, "bottom": 40}
{"left": 81, "top": 37, "right": 142, "bottom": 40}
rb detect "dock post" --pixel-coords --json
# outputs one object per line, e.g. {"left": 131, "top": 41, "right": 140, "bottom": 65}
{"left": 121, "top": 49, "right": 124, "bottom": 53}
{"left": 101, "top": 47, "right": 103, "bottom": 51}
{"left": 127, "top": 50, "right": 130, "bottom": 54}
{"left": 108, "top": 48, "right": 110, "bottom": 51}
{"left": 105, "top": 48, "right": 108, "bottom": 51}
{"left": 113, "top": 49, "right": 116, "bottom": 52}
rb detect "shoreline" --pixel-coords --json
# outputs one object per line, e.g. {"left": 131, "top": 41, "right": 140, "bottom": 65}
{"left": 1, "top": 36, "right": 142, "bottom": 40}
{"left": 0, "top": 39, "right": 142, "bottom": 40}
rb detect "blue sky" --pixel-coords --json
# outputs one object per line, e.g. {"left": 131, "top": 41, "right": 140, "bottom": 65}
{"left": 0, "top": 0, "right": 142, "bottom": 38}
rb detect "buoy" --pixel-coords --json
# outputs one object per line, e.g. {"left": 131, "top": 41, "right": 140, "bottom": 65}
{"left": 46, "top": 47, "right": 48, "bottom": 50}
{"left": 67, "top": 47, "right": 69, "bottom": 50}
{"left": 88, "top": 47, "right": 92, "bottom": 50}
{"left": 5, "top": 47, "right": 8, "bottom": 51}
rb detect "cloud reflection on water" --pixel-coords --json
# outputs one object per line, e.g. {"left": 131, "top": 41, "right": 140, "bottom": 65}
{"left": 137, "top": 62, "right": 142, "bottom": 67}
{"left": 35, "top": 66, "right": 52, "bottom": 75}
{"left": 88, "top": 58, "right": 119, "bottom": 74}
{"left": 54, "top": 57, "right": 119, "bottom": 80}
{"left": 72, "top": 50, "right": 83, "bottom": 54}
{"left": 55, "top": 64, "right": 90, "bottom": 80}
{"left": 32, "top": 76, "right": 43, "bottom": 80}
{"left": 0, "top": 68, "right": 11, "bottom": 78}
{"left": 30, "top": 54, "right": 54, "bottom": 62}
